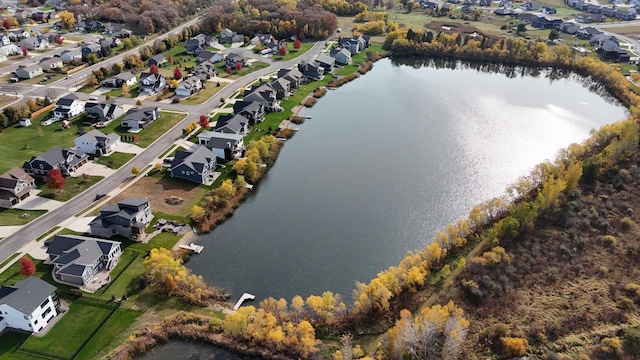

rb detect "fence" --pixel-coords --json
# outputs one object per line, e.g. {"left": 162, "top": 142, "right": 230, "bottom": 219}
{"left": 30, "top": 103, "right": 55, "bottom": 119}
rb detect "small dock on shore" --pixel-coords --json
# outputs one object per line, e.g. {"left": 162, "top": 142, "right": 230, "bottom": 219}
{"left": 233, "top": 293, "right": 255, "bottom": 311}
{"left": 178, "top": 243, "right": 204, "bottom": 254}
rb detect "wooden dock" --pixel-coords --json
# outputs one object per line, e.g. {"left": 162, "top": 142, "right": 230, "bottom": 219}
{"left": 178, "top": 243, "right": 204, "bottom": 254}
{"left": 233, "top": 293, "right": 255, "bottom": 311}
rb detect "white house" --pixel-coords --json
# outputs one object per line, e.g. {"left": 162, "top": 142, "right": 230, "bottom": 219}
{"left": 0, "top": 277, "right": 59, "bottom": 334}
{"left": 139, "top": 72, "right": 166, "bottom": 94}
{"left": 0, "top": 44, "right": 21, "bottom": 56}
{"left": 53, "top": 93, "right": 84, "bottom": 119}
{"left": 0, "top": 35, "right": 11, "bottom": 46}
{"left": 60, "top": 49, "right": 82, "bottom": 63}
{"left": 74, "top": 129, "right": 121, "bottom": 155}
{"left": 8, "top": 29, "right": 30, "bottom": 42}
{"left": 198, "top": 131, "right": 245, "bottom": 160}
{"left": 175, "top": 76, "right": 202, "bottom": 97}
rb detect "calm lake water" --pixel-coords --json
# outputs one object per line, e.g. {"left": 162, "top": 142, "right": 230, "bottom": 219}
{"left": 139, "top": 341, "right": 263, "bottom": 359}
{"left": 187, "top": 58, "right": 627, "bottom": 304}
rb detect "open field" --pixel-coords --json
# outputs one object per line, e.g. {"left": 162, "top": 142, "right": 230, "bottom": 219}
{"left": 100, "top": 111, "right": 187, "bottom": 148}
{"left": 98, "top": 151, "right": 136, "bottom": 170}
{"left": 271, "top": 42, "right": 315, "bottom": 61}
{"left": 0, "top": 208, "right": 47, "bottom": 226}
{"left": 180, "top": 82, "right": 228, "bottom": 105}
{"left": 37, "top": 174, "right": 104, "bottom": 202}
{"left": 216, "top": 61, "right": 270, "bottom": 80}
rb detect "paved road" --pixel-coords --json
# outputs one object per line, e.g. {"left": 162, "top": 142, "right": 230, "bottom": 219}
{"left": 0, "top": 41, "right": 326, "bottom": 262}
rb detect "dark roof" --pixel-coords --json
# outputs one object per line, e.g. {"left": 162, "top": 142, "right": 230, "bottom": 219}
{"left": 204, "top": 132, "right": 244, "bottom": 150}
{"left": 215, "top": 114, "right": 249, "bottom": 133}
{"left": 0, "top": 277, "right": 56, "bottom": 315}
{"left": 56, "top": 93, "right": 79, "bottom": 106}
{"left": 118, "top": 197, "right": 149, "bottom": 207}
{"left": 171, "top": 146, "right": 216, "bottom": 174}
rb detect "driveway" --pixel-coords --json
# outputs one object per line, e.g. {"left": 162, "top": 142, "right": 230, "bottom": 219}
{"left": 74, "top": 162, "right": 117, "bottom": 177}
{"left": 66, "top": 216, "right": 95, "bottom": 234}
{"left": 14, "top": 190, "right": 64, "bottom": 211}
{"left": 115, "top": 143, "right": 144, "bottom": 155}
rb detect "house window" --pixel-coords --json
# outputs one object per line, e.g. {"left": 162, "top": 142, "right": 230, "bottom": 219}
{"left": 40, "top": 298, "right": 49, "bottom": 308}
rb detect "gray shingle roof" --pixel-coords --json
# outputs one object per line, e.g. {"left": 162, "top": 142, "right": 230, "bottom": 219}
{"left": 171, "top": 145, "right": 216, "bottom": 174}
{"left": 0, "top": 277, "right": 56, "bottom": 315}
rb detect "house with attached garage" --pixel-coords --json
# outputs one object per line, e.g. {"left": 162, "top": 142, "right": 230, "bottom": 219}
{"left": 19, "top": 37, "right": 48, "bottom": 50}
{"left": 315, "top": 53, "right": 336, "bottom": 72}
{"left": 244, "top": 83, "right": 281, "bottom": 111}
{"left": 0, "top": 167, "right": 36, "bottom": 208}
{"left": 232, "top": 100, "right": 265, "bottom": 125}
{"left": 0, "top": 44, "right": 20, "bottom": 56}
{"left": 8, "top": 29, "right": 30, "bottom": 42}
{"left": 15, "top": 64, "right": 43, "bottom": 79}
{"left": 200, "top": 131, "right": 245, "bottom": 161}
{"left": 170, "top": 146, "right": 218, "bottom": 185}
{"left": 220, "top": 28, "right": 243, "bottom": 43}
{"left": 193, "top": 61, "right": 217, "bottom": 81}
{"left": 46, "top": 234, "right": 121, "bottom": 287}
{"left": 148, "top": 53, "right": 167, "bottom": 67}
{"left": 102, "top": 71, "right": 137, "bottom": 88}
{"left": 185, "top": 39, "right": 205, "bottom": 55}
{"left": 250, "top": 33, "right": 274, "bottom": 46}
{"left": 269, "top": 77, "right": 291, "bottom": 99}
{"left": 0, "top": 277, "right": 60, "bottom": 334}
{"left": 74, "top": 129, "right": 121, "bottom": 155}
{"left": 85, "top": 99, "right": 124, "bottom": 123}
{"left": 89, "top": 197, "right": 153, "bottom": 241}
{"left": 39, "top": 57, "right": 63, "bottom": 71}
{"left": 297, "top": 60, "right": 324, "bottom": 80}
{"left": 190, "top": 33, "right": 218, "bottom": 47}
{"left": 225, "top": 52, "right": 246, "bottom": 68}
{"left": 175, "top": 76, "right": 202, "bottom": 97}
{"left": 532, "top": 16, "right": 562, "bottom": 29}
{"left": 277, "top": 68, "right": 305, "bottom": 88}
{"left": 339, "top": 36, "right": 370, "bottom": 54}
{"left": 113, "top": 29, "right": 132, "bottom": 39}
{"left": 215, "top": 114, "right": 250, "bottom": 135}
{"left": 330, "top": 48, "right": 352, "bottom": 65}
{"left": 60, "top": 49, "right": 82, "bottom": 63}
{"left": 558, "top": 22, "right": 580, "bottom": 34}
{"left": 139, "top": 72, "right": 166, "bottom": 94}
{"left": 120, "top": 107, "right": 159, "bottom": 131}
{"left": 22, "top": 146, "right": 89, "bottom": 178}
{"left": 81, "top": 43, "right": 102, "bottom": 55}
{"left": 577, "top": 26, "right": 603, "bottom": 39}
{"left": 53, "top": 93, "right": 84, "bottom": 119}
{"left": 197, "top": 50, "right": 224, "bottom": 64}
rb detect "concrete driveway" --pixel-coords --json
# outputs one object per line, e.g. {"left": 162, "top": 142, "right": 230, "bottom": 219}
{"left": 74, "top": 162, "right": 116, "bottom": 177}
{"left": 115, "top": 143, "right": 144, "bottom": 155}
{"left": 14, "top": 190, "right": 64, "bottom": 211}
{"left": 66, "top": 216, "right": 95, "bottom": 234}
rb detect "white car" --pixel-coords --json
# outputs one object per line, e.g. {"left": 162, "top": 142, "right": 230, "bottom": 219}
{"left": 89, "top": 96, "right": 98, "bottom": 100}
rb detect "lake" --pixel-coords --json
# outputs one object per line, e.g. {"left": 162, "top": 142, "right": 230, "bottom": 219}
{"left": 186, "top": 58, "right": 628, "bottom": 304}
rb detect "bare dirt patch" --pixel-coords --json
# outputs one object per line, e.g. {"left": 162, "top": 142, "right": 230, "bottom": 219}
{"left": 111, "top": 175, "right": 207, "bottom": 217}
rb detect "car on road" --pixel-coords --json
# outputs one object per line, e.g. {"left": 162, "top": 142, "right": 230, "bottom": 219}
{"left": 94, "top": 193, "right": 106, "bottom": 201}
{"left": 89, "top": 96, "right": 98, "bottom": 100}
{"left": 28, "top": 55, "right": 34, "bottom": 59}
{"left": 65, "top": 75, "right": 72, "bottom": 79}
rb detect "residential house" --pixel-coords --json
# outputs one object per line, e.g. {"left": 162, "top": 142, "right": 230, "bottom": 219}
{"left": 262, "top": 39, "right": 286, "bottom": 55}
{"left": 148, "top": 53, "right": 167, "bottom": 67}
{"left": 185, "top": 39, "right": 205, "bottom": 55}
{"left": 109, "top": 37, "right": 121, "bottom": 48}
{"left": 540, "top": 6, "right": 557, "bottom": 14}
{"left": 200, "top": 131, "right": 245, "bottom": 161}
{"left": 602, "top": 7, "right": 616, "bottom": 16}
{"left": 60, "top": 49, "right": 82, "bottom": 63}
{"left": 121, "top": 107, "right": 159, "bottom": 131}
{"left": 175, "top": 76, "right": 202, "bottom": 97}
{"left": 85, "top": 99, "right": 124, "bottom": 123}
{"left": 559, "top": 22, "right": 581, "bottom": 34}
{"left": 221, "top": 28, "right": 244, "bottom": 43}
{"left": 0, "top": 277, "right": 59, "bottom": 334}
{"left": 517, "top": 12, "right": 540, "bottom": 23}
{"left": 461, "top": 5, "right": 473, "bottom": 13}
{"left": 244, "top": 83, "right": 280, "bottom": 110}
{"left": 587, "top": 4, "right": 602, "bottom": 13}
{"left": 0, "top": 44, "right": 21, "bottom": 56}
{"left": 232, "top": 100, "right": 265, "bottom": 125}
{"left": 81, "top": 43, "right": 102, "bottom": 55}
{"left": 19, "top": 37, "right": 47, "bottom": 50}
{"left": 113, "top": 29, "right": 132, "bottom": 39}
{"left": 0, "top": 35, "right": 11, "bottom": 46}
{"left": 215, "top": 114, "right": 249, "bottom": 135}
{"left": 191, "top": 33, "right": 218, "bottom": 47}
{"left": 315, "top": 53, "right": 336, "bottom": 72}
{"left": 193, "top": 61, "right": 217, "bottom": 81}
{"left": 15, "top": 65, "right": 43, "bottom": 79}
{"left": 102, "top": 22, "right": 122, "bottom": 35}
{"left": 270, "top": 78, "right": 291, "bottom": 99}
{"left": 340, "top": 36, "right": 369, "bottom": 54}
{"left": 76, "top": 20, "right": 103, "bottom": 32}
{"left": 53, "top": 93, "right": 84, "bottom": 119}
{"left": 498, "top": 0, "right": 515, "bottom": 7}
{"left": 520, "top": 1, "right": 539, "bottom": 10}
{"left": 298, "top": 60, "right": 324, "bottom": 80}
{"left": 197, "top": 50, "right": 224, "bottom": 63}
{"left": 47, "top": 33, "right": 64, "bottom": 44}
{"left": 277, "top": 68, "right": 305, "bottom": 88}
{"left": 38, "top": 57, "right": 63, "bottom": 71}
{"left": 0, "top": 167, "right": 36, "bottom": 208}
{"left": 577, "top": 26, "right": 603, "bottom": 38}
{"left": 479, "top": 0, "right": 491, "bottom": 6}
{"left": 30, "top": 12, "right": 50, "bottom": 22}
{"left": 102, "top": 71, "right": 137, "bottom": 88}
{"left": 46, "top": 234, "right": 121, "bottom": 287}
{"left": 251, "top": 33, "right": 274, "bottom": 46}
{"left": 22, "top": 146, "right": 89, "bottom": 178}
{"left": 590, "top": 34, "right": 618, "bottom": 47}
{"left": 8, "top": 29, "right": 29, "bottom": 42}
{"left": 139, "top": 72, "right": 166, "bottom": 94}
{"left": 225, "top": 52, "right": 246, "bottom": 68}
{"left": 170, "top": 146, "right": 218, "bottom": 185}
{"left": 89, "top": 197, "right": 153, "bottom": 240}
{"left": 532, "top": 16, "right": 562, "bottom": 28}
{"left": 598, "top": 39, "right": 630, "bottom": 62}
{"left": 614, "top": 9, "right": 636, "bottom": 20}
{"left": 494, "top": 8, "right": 517, "bottom": 15}
{"left": 74, "top": 129, "right": 121, "bottom": 155}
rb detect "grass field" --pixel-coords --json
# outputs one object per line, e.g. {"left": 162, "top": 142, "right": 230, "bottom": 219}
{"left": 0, "top": 208, "right": 47, "bottom": 226}
{"left": 271, "top": 42, "right": 315, "bottom": 61}
{"left": 99, "top": 111, "right": 187, "bottom": 148}
{"left": 180, "top": 82, "right": 228, "bottom": 105}
{"left": 216, "top": 61, "right": 271, "bottom": 80}
{"left": 98, "top": 151, "right": 136, "bottom": 169}
{"left": 37, "top": 174, "right": 103, "bottom": 202}
{"left": 105, "top": 83, "right": 141, "bottom": 98}
{"left": 74, "top": 308, "right": 143, "bottom": 360}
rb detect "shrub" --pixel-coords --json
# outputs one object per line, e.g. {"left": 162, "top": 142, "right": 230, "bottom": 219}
{"left": 501, "top": 337, "right": 528, "bottom": 357}
{"left": 624, "top": 283, "right": 640, "bottom": 296}
{"left": 624, "top": 327, "right": 640, "bottom": 356}
{"left": 601, "top": 235, "right": 617, "bottom": 247}
{"left": 303, "top": 97, "right": 317, "bottom": 107}
{"left": 312, "top": 87, "right": 326, "bottom": 98}
{"left": 290, "top": 116, "right": 305, "bottom": 124}
{"left": 620, "top": 217, "right": 635, "bottom": 231}
{"left": 172, "top": 97, "right": 180, "bottom": 103}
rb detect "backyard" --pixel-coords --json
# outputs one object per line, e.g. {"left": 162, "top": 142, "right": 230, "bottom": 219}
{"left": 99, "top": 111, "right": 187, "bottom": 148}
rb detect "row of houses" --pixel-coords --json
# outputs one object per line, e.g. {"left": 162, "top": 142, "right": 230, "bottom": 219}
{"left": 564, "top": 0, "right": 638, "bottom": 20}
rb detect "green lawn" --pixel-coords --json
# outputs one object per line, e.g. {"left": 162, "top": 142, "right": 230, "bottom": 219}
{"left": 97, "top": 151, "right": 136, "bottom": 169}
{"left": 74, "top": 308, "right": 143, "bottom": 360}
{"left": 20, "top": 298, "right": 117, "bottom": 359}
{"left": 105, "top": 83, "right": 141, "bottom": 98}
{"left": 37, "top": 174, "right": 104, "bottom": 202}
{"left": 0, "top": 110, "right": 89, "bottom": 174}
{"left": 180, "top": 82, "right": 227, "bottom": 105}
{"left": 0, "top": 332, "right": 31, "bottom": 360}
{"left": 217, "top": 61, "right": 271, "bottom": 80}
{"left": 271, "top": 42, "right": 314, "bottom": 61}
{"left": 100, "top": 111, "right": 187, "bottom": 148}
{"left": 0, "top": 208, "right": 47, "bottom": 226}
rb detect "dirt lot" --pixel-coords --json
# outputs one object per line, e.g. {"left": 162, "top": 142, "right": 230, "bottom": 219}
{"left": 109, "top": 174, "right": 208, "bottom": 218}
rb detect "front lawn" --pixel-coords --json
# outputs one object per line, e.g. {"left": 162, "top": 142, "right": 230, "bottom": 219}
{"left": 0, "top": 208, "right": 47, "bottom": 226}
{"left": 100, "top": 111, "right": 187, "bottom": 148}
{"left": 20, "top": 298, "right": 117, "bottom": 359}
{"left": 216, "top": 61, "right": 271, "bottom": 80}
{"left": 271, "top": 42, "right": 314, "bottom": 61}
{"left": 105, "top": 83, "right": 141, "bottom": 98}
{"left": 37, "top": 174, "right": 104, "bottom": 202}
{"left": 97, "top": 151, "right": 136, "bottom": 169}
{"left": 180, "top": 82, "right": 227, "bottom": 105}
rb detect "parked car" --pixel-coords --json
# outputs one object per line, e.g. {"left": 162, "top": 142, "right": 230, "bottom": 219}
{"left": 89, "top": 96, "right": 97, "bottom": 100}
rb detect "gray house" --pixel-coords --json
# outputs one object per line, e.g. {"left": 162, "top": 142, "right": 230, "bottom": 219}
{"left": 244, "top": 83, "right": 280, "bottom": 110}
{"left": 22, "top": 146, "right": 89, "bottom": 178}
{"left": 330, "top": 48, "right": 352, "bottom": 65}
{"left": 233, "top": 100, "right": 265, "bottom": 125}
{"left": 39, "top": 57, "right": 63, "bottom": 71}
{"left": 102, "top": 72, "right": 137, "bottom": 88}
{"left": 60, "top": 49, "right": 82, "bottom": 63}
{"left": 85, "top": 99, "right": 124, "bottom": 123}
{"left": 315, "top": 53, "right": 336, "bottom": 72}
{"left": 277, "top": 68, "right": 305, "bottom": 88}
{"left": 215, "top": 114, "right": 249, "bottom": 135}
{"left": 170, "top": 145, "right": 218, "bottom": 185}
{"left": 74, "top": 129, "right": 121, "bottom": 155}
{"left": 193, "top": 61, "right": 217, "bottom": 81}
{"left": 89, "top": 197, "right": 153, "bottom": 241}
{"left": 0, "top": 167, "right": 36, "bottom": 208}
{"left": 15, "top": 65, "right": 43, "bottom": 79}
{"left": 148, "top": 53, "right": 167, "bottom": 67}
{"left": 139, "top": 72, "right": 166, "bottom": 94}
{"left": 298, "top": 60, "right": 324, "bottom": 80}
{"left": 121, "top": 107, "right": 159, "bottom": 131}
{"left": 200, "top": 131, "right": 245, "bottom": 161}
{"left": 225, "top": 52, "right": 246, "bottom": 68}
{"left": 46, "top": 234, "right": 122, "bottom": 287}
{"left": 270, "top": 77, "right": 291, "bottom": 99}
{"left": 197, "top": 50, "right": 224, "bottom": 63}
{"left": 175, "top": 76, "right": 202, "bottom": 97}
